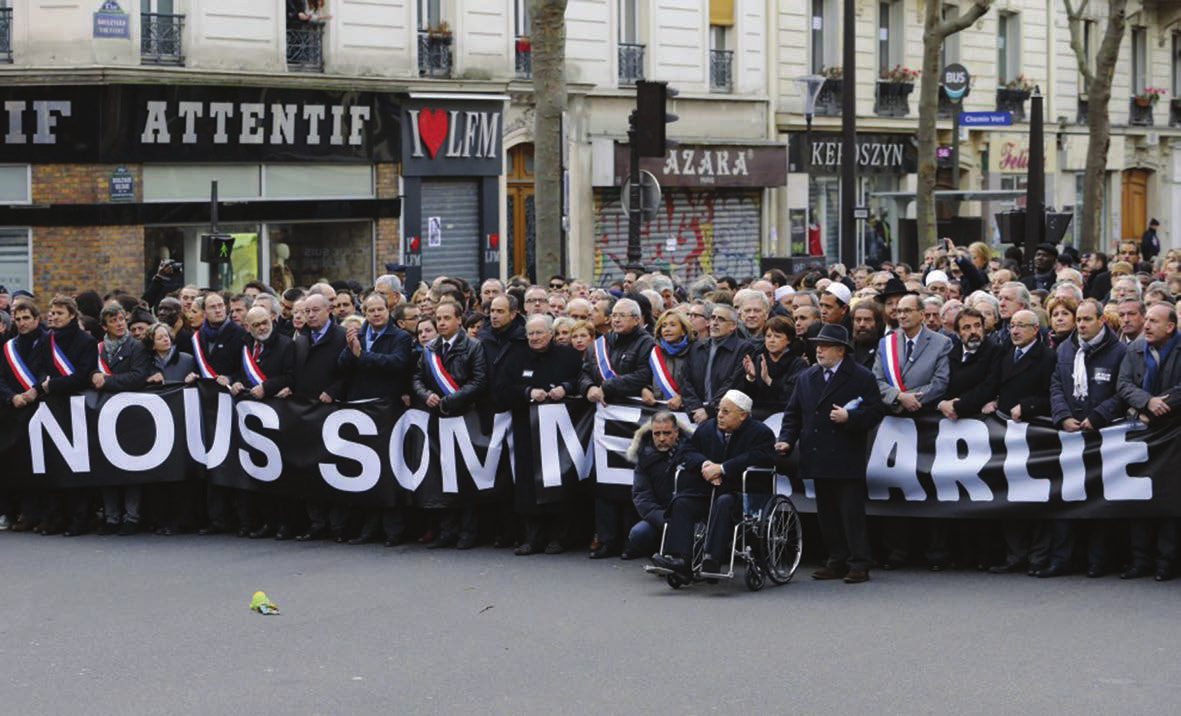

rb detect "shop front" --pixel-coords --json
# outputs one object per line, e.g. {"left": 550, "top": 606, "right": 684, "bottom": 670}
{"left": 399, "top": 96, "right": 505, "bottom": 290}
{"left": 591, "top": 142, "right": 786, "bottom": 285}
{"left": 0, "top": 84, "right": 401, "bottom": 297}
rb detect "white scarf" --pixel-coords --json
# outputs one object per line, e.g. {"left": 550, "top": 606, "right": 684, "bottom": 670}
{"left": 1072, "top": 333, "right": 1103, "bottom": 400}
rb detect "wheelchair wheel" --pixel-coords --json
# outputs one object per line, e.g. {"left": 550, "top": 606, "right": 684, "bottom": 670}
{"left": 762, "top": 495, "right": 803, "bottom": 585}
{"left": 744, "top": 564, "right": 765, "bottom": 591}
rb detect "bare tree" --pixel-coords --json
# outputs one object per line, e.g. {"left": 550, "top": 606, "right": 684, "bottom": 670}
{"left": 531, "top": 0, "right": 568, "bottom": 282}
{"left": 915, "top": 0, "right": 994, "bottom": 249}
{"left": 1069, "top": 0, "right": 1128, "bottom": 251}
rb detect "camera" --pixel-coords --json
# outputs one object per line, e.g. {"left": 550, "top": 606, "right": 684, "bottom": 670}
{"left": 159, "top": 259, "right": 183, "bottom": 274}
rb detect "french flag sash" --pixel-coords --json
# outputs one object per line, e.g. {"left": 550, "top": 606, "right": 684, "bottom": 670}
{"left": 191, "top": 334, "right": 218, "bottom": 379}
{"left": 3, "top": 340, "right": 36, "bottom": 390}
{"left": 97, "top": 344, "right": 113, "bottom": 376}
{"left": 242, "top": 345, "right": 267, "bottom": 387}
{"left": 593, "top": 336, "right": 617, "bottom": 381}
{"left": 878, "top": 332, "right": 907, "bottom": 392}
{"left": 648, "top": 347, "right": 679, "bottom": 399}
{"left": 425, "top": 348, "right": 459, "bottom": 396}
{"left": 50, "top": 333, "right": 76, "bottom": 377}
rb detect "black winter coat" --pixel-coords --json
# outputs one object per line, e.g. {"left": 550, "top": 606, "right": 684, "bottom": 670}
{"left": 630, "top": 430, "right": 687, "bottom": 523}
{"left": 0, "top": 326, "right": 46, "bottom": 401}
{"left": 994, "top": 337, "right": 1057, "bottom": 418}
{"left": 193, "top": 320, "right": 247, "bottom": 378}
{"left": 413, "top": 330, "right": 488, "bottom": 415}
{"left": 338, "top": 322, "right": 413, "bottom": 401}
{"left": 37, "top": 320, "right": 97, "bottom": 396}
{"left": 944, "top": 339, "right": 1001, "bottom": 418}
{"left": 501, "top": 340, "right": 583, "bottom": 408}
{"left": 739, "top": 346, "right": 807, "bottom": 411}
{"left": 236, "top": 332, "right": 295, "bottom": 397}
{"left": 577, "top": 328, "right": 655, "bottom": 401}
{"left": 95, "top": 336, "right": 150, "bottom": 392}
{"left": 150, "top": 347, "right": 197, "bottom": 383}
{"left": 679, "top": 416, "right": 776, "bottom": 496}
{"left": 292, "top": 321, "right": 348, "bottom": 400}
{"left": 679, "top": 332, "right": 754, "bottom": 417}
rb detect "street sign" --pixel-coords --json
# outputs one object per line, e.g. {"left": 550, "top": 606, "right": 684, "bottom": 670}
{"left": 621, "top": 169, "right": 662, "bottom": 222}
{"left": 960, "top": 111, "right": 1013, "bottom": 127}
{"left": 943, "top": 63, "right": 970, "bottom": 101}
{"left": 853, "top": 206, "right": 870, "bottom": 220}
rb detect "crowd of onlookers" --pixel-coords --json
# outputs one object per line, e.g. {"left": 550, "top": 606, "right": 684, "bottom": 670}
{"left": 1, "top": 227, "right": 1179, "bottom": 581}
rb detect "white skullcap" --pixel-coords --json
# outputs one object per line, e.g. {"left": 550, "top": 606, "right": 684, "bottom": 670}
{"left": 925, "top": 270, "right": 950, "bottom": 286}
{"left": 721, "top": 389, "right": 753, "bottom": 414}
{"left": 825, "top": 282, "right": 852, "bottom": 306}
{"left": 774, "top": 286, "right": 795, "bottom": 301}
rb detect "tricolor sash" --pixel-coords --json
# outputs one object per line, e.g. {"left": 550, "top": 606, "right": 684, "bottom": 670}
{"left": 425, "top": 348, "right": 459, "bottom": 396}
{"left": 97, "top": 344, "right": 113, "bottom": 376}
{"left": 191, "top": 334, "right": 218, "bottom": 379}
{"left": 242, "top": 345, "right": 267, "bottom": 387}
{"left": 50, "top": 333, "right": 76, "bottom": 377}
{"left": 593, "top": 336, "right": 617, "bottom": 381}
{"left": 3, "top": 339, "right": 36, "bottom": 390}
{"left": 648, "top": 347, "right": 679, "bottom": 399}
{"left": 879, "top": 332, "right": 907, "bottom": 392}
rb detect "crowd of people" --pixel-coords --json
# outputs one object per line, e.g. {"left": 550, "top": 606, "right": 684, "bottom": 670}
{"left": 1, "top": 230, "right": 1180, "bottom": 584}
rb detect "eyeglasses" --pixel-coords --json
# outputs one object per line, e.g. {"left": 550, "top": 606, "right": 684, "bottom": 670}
{"left": 709, "top": 315, "right": 734, "bottom": 323}
{"left": 1010, "top": 322, "right": 1039, "bottom": 329}
{"left": 610, "top": 312, "right": 638, "bottom": 319}
{"left": 688, "top": 311, "right": 707, "bottom": 319}
{"left": 549, "top": 283, "right": 565, "bottom": 289}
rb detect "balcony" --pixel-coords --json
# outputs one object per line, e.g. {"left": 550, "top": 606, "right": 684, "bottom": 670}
{"left": 996, "top": 88, "right": 1030, "bottom": 121}
{"left": 618, "top": 43, "right": 645, "bottom": 85}
{"left": 815, "top": 79, "right": 843, "bottom": 117}
{"left": 1171, "top": 99, "right": 1181, "bottom": 128}
{"left": 515, "top": 38, "right": 531, "bottom": 80}
{"left": 709, "top": 49, "right": 733, "bottom": 93}
{"left": 874, "top": 81, "right": 914, "bottom": 117}
{"left": 418, "top": 30, "right": 453, "bottom": 78}
{"left": 286, "top": 23, "right": 323, "bottom": 72}
{"left": 1129, "top": 97, "right": 1155, "bottom": 127}
{"left": 141, "top": 13, "right": 184, "bottom": 66}
{"left": 0, "top": 8, "right": 11, "bottom": 64}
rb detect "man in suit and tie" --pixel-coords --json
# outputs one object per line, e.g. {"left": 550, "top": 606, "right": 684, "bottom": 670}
{"left": 777, "top": 324, "right": 885, "bottom": 584}
{"left": 650, "top": 390, "right": 776, "bottom": 578}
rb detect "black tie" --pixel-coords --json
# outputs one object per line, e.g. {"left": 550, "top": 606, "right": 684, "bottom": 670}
{"left": 441, "top": 340, "right": 451, "bottom": 361}
{"left": 1014, "top": 347, "right": 1023, "bottom": 363}
{"left": 824, "top": 369, "right": 833, "bottom": 382}
{"left": 905, "top": 338, "right": 914, "bottom": 362}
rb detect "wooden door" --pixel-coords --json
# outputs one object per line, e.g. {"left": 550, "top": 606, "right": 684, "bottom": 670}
{"left": 1122, "top": 169, "right": 1149, "bottom": 241}
{"left": 506, "top": 143, "right": 535, "bottom": 280}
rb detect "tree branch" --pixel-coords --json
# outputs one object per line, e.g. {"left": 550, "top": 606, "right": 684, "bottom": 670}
{"left": 934, "top": 0, "right": 994, "bottom": 40}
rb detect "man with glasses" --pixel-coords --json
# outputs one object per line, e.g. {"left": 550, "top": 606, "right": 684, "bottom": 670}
{"left": 548, "top": 275, "right": 567, "bottom": 293}
{"left": 686, "top": 300, "right": 711, "bottom": 339}
{"left": 681, "top": 303, "right": 752, "bottom": 425}
{"left": 524, "top": 286, "right": 549, "bottom": 316}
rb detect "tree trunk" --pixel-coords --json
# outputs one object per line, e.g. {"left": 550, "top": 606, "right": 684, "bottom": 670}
{"left": 915, "top": 1, "right": 993, "bottom": 253}
{"left": 532, "top": 0, "right": 568, "bottom": 283}
{"left": 1081, "top": 0, "right": 1127, "bottom": 252}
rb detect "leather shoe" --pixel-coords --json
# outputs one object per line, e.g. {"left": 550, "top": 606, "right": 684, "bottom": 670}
{"left": 650, "top": 553, "right": 690, "bottom": 577}
{"left": 544, "top": 541, "right": 565, "bottom": 555}
{"left": 296, "top": 526, "right": 327, "bottom": 542}
{"left": 988, "top": 560, "right": 1026, "bottom": 574}
{"left": 274, "top": 526, "right": 293, "bottom": 541}
{"left": 117, "top": 521, "right": 139, "bottom": 537}
{"left": 426, "top": 534, "right": 458, "bottom": 549}
{"left": 1034, "top": 563, "right": 1070, "bottom": 578}
{"left": 348, "top": 532, "right": 378, "bottom": 545}
{"left": 456, "top": 535, "right": 477, "bottom": 550}
{"left": 843, "top": 569, "right": 870, "bottom": 584}
{"left": 11, "top": 517, "right": 34, "bottom": 533}
{"left": 198, "top": 523, "right": 227, "bottom": 536}
{"left": 811, "top": 566, "right": 847, "bottom": 580}
{"left": 249, "top": 524, "right": 276, "bottom": 539}
{"left": 1085, "top": 565, "right": 1107, "bottom": 578}
{"left": 1120, "top": 565, "right": 1153, "bottom": 580}
{"left": 514, "top": 543, "right": 538, "bottom": 556}
{"left": 881, "top": 558, "right": 905, "bottom": 571}
{"left": 384, "top": 536, "right": 406, "bottom": 547}
{"left": 98, "top": 521, "right": 120, "bottom": 536}
{"left": 589, "top": 544, "right": 618, "bottom": 559}
{"left": 928, "top": 561, "right": 950, "bottom": 573}
{"left": 1154, "top": 569, "right": 1175, "bottom": 582}
{"left": 701, "top": 554, "right": 721, "bottom": 574}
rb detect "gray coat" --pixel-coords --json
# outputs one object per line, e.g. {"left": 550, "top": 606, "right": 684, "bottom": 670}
{"left": 1117, "top": 333, "right": 1181, "bottom": 418}
{"left": 872, "top": 325, "right": 952, "bottom": 407}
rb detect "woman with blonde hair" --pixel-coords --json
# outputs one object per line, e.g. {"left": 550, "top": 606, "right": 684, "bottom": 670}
{"left": 640, "top": 310, "right": 693, "bottom": 408}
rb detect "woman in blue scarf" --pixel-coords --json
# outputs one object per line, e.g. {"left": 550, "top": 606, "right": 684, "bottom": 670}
{"left": 641, "top": 311, "right": 695, "bottom": 409}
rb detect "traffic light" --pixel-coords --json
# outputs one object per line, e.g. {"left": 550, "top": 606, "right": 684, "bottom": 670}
{"left": 634, "top": 80, "right": 678, "bottom": 157}
{"left": 200, "top": 233, "right": 235, "bottom": 263}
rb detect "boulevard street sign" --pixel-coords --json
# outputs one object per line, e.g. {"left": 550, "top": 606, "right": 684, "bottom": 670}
{"left": 960, "top": 111, "right": 1013, "bottom": 127}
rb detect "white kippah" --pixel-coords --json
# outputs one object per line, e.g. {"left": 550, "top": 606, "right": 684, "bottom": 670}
{"left": 721, "top": 389, "right": 753, "bottom": 413}
{"left": 925, "top": 269, "right": 950, "bottom": 286}
{"left": 825, "top": 282, "right": 852, "bottom": 306}
{"left": 774, "top": 286, "right": 794, "bottom": 301}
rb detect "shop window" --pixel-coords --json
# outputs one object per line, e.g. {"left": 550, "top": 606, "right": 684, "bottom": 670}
{"left": 143, "top": 223, "right": 260, "bottom": 293}
{"left": 143, "top": 165, "right": 260, "bottom": 202}
{"left": 0, "top": 164, "right": 29, "bottom": 203}
{"left": 264, "top": 164, "right": 373, "bottom": 199}
{"left": 0, "top": 228, "right": 30, "bottom": 291}
{"left": 268, "top": 221, "right": 373, "bottom": 291}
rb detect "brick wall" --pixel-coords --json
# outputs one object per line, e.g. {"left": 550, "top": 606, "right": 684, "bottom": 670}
{"left": 33, "top": 164, "right": 142, "bottom": 205}
{"left": 374, "top": 163, "right": 402, "bottom": 272}
{"left": 34, "top": 225, "right": 143, "bottom": 297}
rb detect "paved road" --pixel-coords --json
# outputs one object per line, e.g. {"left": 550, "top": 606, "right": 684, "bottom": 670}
{"left": 2, "top": 533, "right": 1178, "bottom": 714}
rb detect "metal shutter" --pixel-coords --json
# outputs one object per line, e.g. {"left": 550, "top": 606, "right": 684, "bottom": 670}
{"left": 421, "top": 179, "right": 480, "bottom": 283}
{"left": 592, "top": 188, "right": 761, "bottom": 285}
{"left": 0, "top": 230, "right": 29, "bottom": 291}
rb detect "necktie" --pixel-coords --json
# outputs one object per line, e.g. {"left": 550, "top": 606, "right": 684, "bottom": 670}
{"left": 312, "top": 329, "right": 322, "bottom": 345}
{"left": 704, "top": 341, "right": 719, "bottom": 401}
{"left": 962, "top": 350, "right": 972, "bottom": 363}
{"left": 905, "top": 338, "right": 914, "bottom": 362}
{"left": 252, "top": 342, "right": 261, "bottom": 361}
{"left": 824, "top": 369, "right": 833, "bottom": 382}
{"left": 1014, "top": 347, "right": 1024, "bottom": 363}
{"left": 441, "top": 340, "right": 451, "bottom": 361}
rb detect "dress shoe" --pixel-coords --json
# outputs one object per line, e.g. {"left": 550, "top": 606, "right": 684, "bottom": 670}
{"left": 274, "top": 526, "right": 293, "bottom": 541}
{"left": 33, "top": 520, "right": 52, "bottom": 535}
{"left": 333, "top": 534, "right": 347, "bottom": 544}
{"left": 701, "top": 554, "right": 721, "bottom": 574}
{"left": 1085, "top": 565, "right": 1107, "bottom": 578}
{"left": 158, "top": 526, "right": 177, "bottom": 537}
{"left": 348, "top": 532, "right": 378, "bottom": 545}
{"left": 928, "top": 561, "right": 950, "bottom": 573}
{"left": 456, "top": 535, "right": 477, "bottom": 550}
{"left": 417, "top": 529, "right": 436, "bottom": 544}
{"left": 1154, "top": 569, "right": 1176, "bottom": 582}
{"left": 843, "top": 569, "right": 871, "bottom": 584}
{"left": 426, "top": 534, "right": 458, "bottom": 549}
{"left": 544, "top": 541, "right": 565, "bottom": 555}
{"left": 811, "top": 566, "right": 847, "bottom": 580}
{"left": 384, "top": 536, "right": 406, "bottom": 547}
{"left": 11, "top": 517, "right": 34, "bottom": 533}
{"left": 650, "top": 553, "right": 690, "bottom": 577}
{"left": 881, "top": 558, "right": 905, "bottom": 571}
{"left": 296, "top": 526, "right": 328, "bottom": 542}
{"left": 42, "top": 522, "right": 67, "bottom": 536}
{"left": 589, "top": 544, "right": 618, "bottom": 559}
{"left": 249, "top": 524, "right": 276, "bottom": 539}
{"left": 514, "top": 543, "right": 538, "bottom": 556}
{"left": 988, "top": 560, "right": 1026, "bottom": 574}
{"left": 118, "top": 521, "right": 139, "bottom": 537}
{"left": 619, "top": 549, "right": 640, "bottom": 560}
{"left": 198, "top": 523, "right": 227, "bottom": 536}
{"left": 1034, "top": 563, "right": 1070, "bottom": 578}
{"left": 98, "top": 521, "right": 120, "bottom": 536}
{"left": 1120, "top": 565, "right": 1153, "bottom": 580}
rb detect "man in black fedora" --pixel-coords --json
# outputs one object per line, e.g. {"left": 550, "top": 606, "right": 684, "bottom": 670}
{"left": 874, "top": 276, "right": 916, "bottom": 335}
{"left": 1142, "top": 218, "right": 1161, "bottom": 264}
{"left": 777, "top": 324, "right": 884, "bottom": 583}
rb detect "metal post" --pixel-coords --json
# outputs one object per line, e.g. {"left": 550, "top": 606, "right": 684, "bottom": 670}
{"left": 804, "top": 112, "right": 813, "bottom": 254}
{"left": 1023, "top": 89, "right": 1045, "bottom": 276}
{"left": 840, "top": 0, "right": 856, "bottom": 266}
{"left": 210, "top": 180, "right": 219, "bottom": 233}
{"left": 627, "top": 124, "right": 642, "bottom": 266}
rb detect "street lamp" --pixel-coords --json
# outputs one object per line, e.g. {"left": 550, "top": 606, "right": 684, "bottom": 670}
{"left": 795, "top": 75, "right": 826, "bottom": 255}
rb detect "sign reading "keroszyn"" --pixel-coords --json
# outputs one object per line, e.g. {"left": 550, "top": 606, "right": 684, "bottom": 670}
{"left": 0, "top": 85, "right": 401, "bottom": 163}
{"left": 788, "top": 132, "right": 918, "bottom": 175}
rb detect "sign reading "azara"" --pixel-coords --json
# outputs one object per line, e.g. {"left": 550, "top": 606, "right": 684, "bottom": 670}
{"left": 612, "top": 143, "right": 787, "bottom": 187}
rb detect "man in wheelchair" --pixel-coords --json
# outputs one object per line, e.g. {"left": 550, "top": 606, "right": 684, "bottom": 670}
{"left": 650, "top": 390, "right": 776, "bottom": 578}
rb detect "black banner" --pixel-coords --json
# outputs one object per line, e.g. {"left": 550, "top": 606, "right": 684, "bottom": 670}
{"left": 3, "top": 384, "right": 1181, "bottom": 519}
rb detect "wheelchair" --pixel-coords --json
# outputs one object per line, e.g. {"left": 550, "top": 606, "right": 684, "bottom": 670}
{"left": 645, "top": 466, "right": 803, "bottom": 591}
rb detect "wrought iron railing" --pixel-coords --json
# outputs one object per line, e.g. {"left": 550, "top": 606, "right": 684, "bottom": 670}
{"left": 418, "top": 30, "right": 453, "bottom": 78}
{"left": 141, "top": 13, "right": 184, "bottom": 65}
{"left": 710, "top": 49, "right": 733, "bottom": 93}
{"left": 996, "top": 88, "right": 1030, "bottom": 121}
{"left": 1129, "top": 97, "right": 1155, "bottom": 127}
{"left": 874, "top": 81, "right": 914, "bottom": 117}
{"left": 0, "top": 8, "right": 12, "bottom": 64}
{"left": 515, "top": 44, "right": 532, "bottom": 80}
{"left": 815, "top": 79, "right": 842, "bottom": 116}
{"left": 286, "top": 23, "right": 324, "bottom": 72}
{"left": 618, "top": 43, "right": 645, "bottom": 85}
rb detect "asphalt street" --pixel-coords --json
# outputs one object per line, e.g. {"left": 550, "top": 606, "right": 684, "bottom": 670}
{"left": 2, "top": 532, "right": 1178, "bottom": 715}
